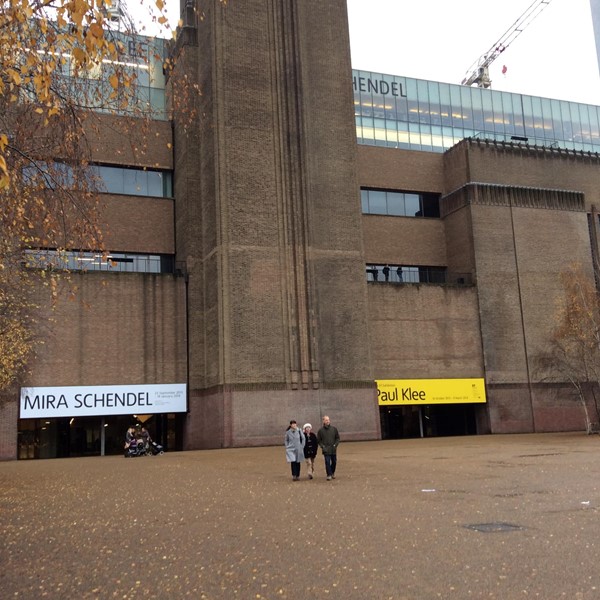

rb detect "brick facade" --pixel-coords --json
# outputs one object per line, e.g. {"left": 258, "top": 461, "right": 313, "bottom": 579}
{"left": 5, "top": 2, "right": 600, "bottom": 459}
{"left": 363, "top": 139, "right": 599, "bottom": 434}
{"left": 172, "top": 0, "right": 379, "bottom": 448}
{"left": 0, "top": 393, "right": 18, "bottom": 460}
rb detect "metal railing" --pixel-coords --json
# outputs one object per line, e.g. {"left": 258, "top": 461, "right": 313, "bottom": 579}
{"left": 366, "top": 264, "right": 473, "bottom": 286}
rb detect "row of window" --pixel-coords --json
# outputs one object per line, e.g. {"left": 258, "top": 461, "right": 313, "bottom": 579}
{"left": 23, "top": 163, "right": 173, "bottom": 198}
{"left": 366, "top": 265, "right": 472, "bottom": 286}
{"left": 367, "top": 264, "right": 446, "bottom": 284}
{"left": 94, "top": 165, "right": 172, "bottom": 198}
{"left": 24, "top": 250, "right": 176, "bottom": 274}
{"left": 52, "top": 83, "right": 167, "bottom": 119}
{"left": 47, "top": 29, "right": 167, "bottom": 118}
{"left": 25, "top": 251, "right": 472, "bottom": 285}
{"left": 24, "top": 251, "right": 473, "bottom": 286}
{"left": 56, "top": 37, "right": 166, "bottom": 89}
{"left": 354, "top": 70, "right": 600, "bottom": 153}
{"left": 361, "top": 189, "right": 440, "bottom": 218}
{"left": 355, "top": 121, "right": 571, "bottom": 154}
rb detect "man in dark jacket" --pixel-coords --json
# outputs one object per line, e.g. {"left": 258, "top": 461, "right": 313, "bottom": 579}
{"left": 317, "top": 415, "right": 340, "bottom": 481}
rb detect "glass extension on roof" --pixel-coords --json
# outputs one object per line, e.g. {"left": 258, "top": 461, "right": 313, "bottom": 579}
{"left": 353, "top": 70, "right": 600, "bottom": 153}
{"left": 51, "top": 30, "right": 167, "bottom": 119}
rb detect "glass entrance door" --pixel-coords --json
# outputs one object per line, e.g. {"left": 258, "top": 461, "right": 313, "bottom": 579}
{"left": 18, "top": 413, "right": 181, "bottom": 458}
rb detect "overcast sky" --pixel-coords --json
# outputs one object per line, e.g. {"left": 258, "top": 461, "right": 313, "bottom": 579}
{"left": 135, "top": 0, "right": 600, "bottom": 105}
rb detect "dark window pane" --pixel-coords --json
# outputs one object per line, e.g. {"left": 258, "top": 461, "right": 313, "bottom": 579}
{"left": 160, "top": 255, "right": 175, "bottom": 273}
{"left": 422, "top": 194, "right": 440, "bottom": 217}
{"left": 163, "top": 172, "right": 173, "bottom": 197}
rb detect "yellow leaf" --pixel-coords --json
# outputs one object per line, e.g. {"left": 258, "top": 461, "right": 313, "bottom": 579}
{"left": 8, "top": 69, "right": 22, "bottom": 85}
{"left": 109, "top": 73, "right": 119, "bottom": 89}
{"left": 72, "top": 47, "right": 85, "bottom": 65}
{"left": 88, "top": 22, "right": 104, "bottom": 39}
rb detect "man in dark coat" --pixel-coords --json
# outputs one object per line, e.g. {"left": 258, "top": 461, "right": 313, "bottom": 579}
{"left": 317, "top": 415, "right": 340, "bottom": 481}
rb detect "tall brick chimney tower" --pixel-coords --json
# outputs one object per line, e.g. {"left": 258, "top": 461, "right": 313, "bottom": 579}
{"left": 171, "top": 0, "right": 379, "bottom": 448}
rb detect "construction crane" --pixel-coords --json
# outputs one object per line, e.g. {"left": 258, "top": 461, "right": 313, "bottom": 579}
{"left": 103, "top": 0, "right": 125, "bottom": 23}
{"left": 461, "top": 0, "right": 554, "bottom": 88}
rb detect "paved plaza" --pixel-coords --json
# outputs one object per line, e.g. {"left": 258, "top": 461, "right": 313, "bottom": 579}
{"left": 2, "top": 433, "right": 600, "bottom": 599}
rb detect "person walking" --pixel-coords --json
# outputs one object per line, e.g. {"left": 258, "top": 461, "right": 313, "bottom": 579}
{"left": 302, "top": 423, "right": 319, "bottom": 479}
{"left": 317, "top": 415, "right": 340, "bottom": 481}
{"left": 285, "top": 420, "right": 305, "bottom": 481}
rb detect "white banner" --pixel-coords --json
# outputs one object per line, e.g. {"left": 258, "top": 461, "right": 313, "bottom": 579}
{"left": 20, "top": 383, "right": 187, "bottom": 419}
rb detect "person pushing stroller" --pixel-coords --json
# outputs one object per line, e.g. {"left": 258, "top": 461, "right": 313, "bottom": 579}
{"left": 123, "top": 426, "right": 164, "bottom": 457}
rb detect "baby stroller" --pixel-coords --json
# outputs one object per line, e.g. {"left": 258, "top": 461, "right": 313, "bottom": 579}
{"left": 148, "top": 441, "right": 164, "bottom": 455}
{"left": 124, "top": 438, "right": 147, "bottom": 457}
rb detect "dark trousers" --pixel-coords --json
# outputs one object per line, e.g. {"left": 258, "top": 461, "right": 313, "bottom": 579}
{"left": 324, "top": 454, "right": 337, "bottom": 476}
{"left": 290, "top": 462, "right": 301, "bottom": 477}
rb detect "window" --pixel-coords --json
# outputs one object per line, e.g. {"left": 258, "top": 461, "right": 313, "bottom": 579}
{"left": 22, "top": 162, "right": 173, "bottom": 198}
{"left": 361, "top": 189, "right": 440, "bottom": 218}
{"left": 93, "top": 166, "right": 173, "bottom": 198}
{"left": 366, "top": 264, "right": 471, "bottom": 285}
{"left": 24, "top": 250, "right": 175, "bottom": 274}
{"left": 54, "top": 32, "right": 167, "bottom": 118}
{"left": 353, "top": 70, "right": 600, "bottom": 154}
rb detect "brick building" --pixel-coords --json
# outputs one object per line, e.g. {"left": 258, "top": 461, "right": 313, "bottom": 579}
{"left": 2, "top": 0, "right": 600, "bottom": 459}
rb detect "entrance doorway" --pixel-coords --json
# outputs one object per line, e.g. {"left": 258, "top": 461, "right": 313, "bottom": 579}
{"left": 17, "top": 413, "right": 182, "bottom": 459}
{"left": 380, "top": 404, "right": 478, "bottom": 439}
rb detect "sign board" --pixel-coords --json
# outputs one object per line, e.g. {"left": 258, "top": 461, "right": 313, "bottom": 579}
{"left": 376, "top": 378, "right": 486, "bottom": 406}
{"left": 20, "top": 383, "right": 187, "bottom": 419}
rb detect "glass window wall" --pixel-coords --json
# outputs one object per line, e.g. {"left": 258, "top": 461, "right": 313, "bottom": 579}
{"left": 353, "top": 69, "right": 600, "bottom": 153}
{"left": 361, "top": 189, "right": 440, "bottom": 218}
{"left": 24, "top": 250, "right": 175, "bottom": 274}
{"left": 24, "top": 162, "right": 173, "bottom": 198}
{"left": 52, "top": 32, "right": 167, "bottom": 119}
{"left": 366, "top": 264, "right": 448, "bottom": 284}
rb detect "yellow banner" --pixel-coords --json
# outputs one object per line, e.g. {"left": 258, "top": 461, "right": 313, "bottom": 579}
{"left": 376, "top": 378, "right": 486, "bottom": 405}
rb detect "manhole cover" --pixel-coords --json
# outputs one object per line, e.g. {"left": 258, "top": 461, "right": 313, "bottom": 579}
{"left": 464, "top": 522, "right": 524, "bottom": 533}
